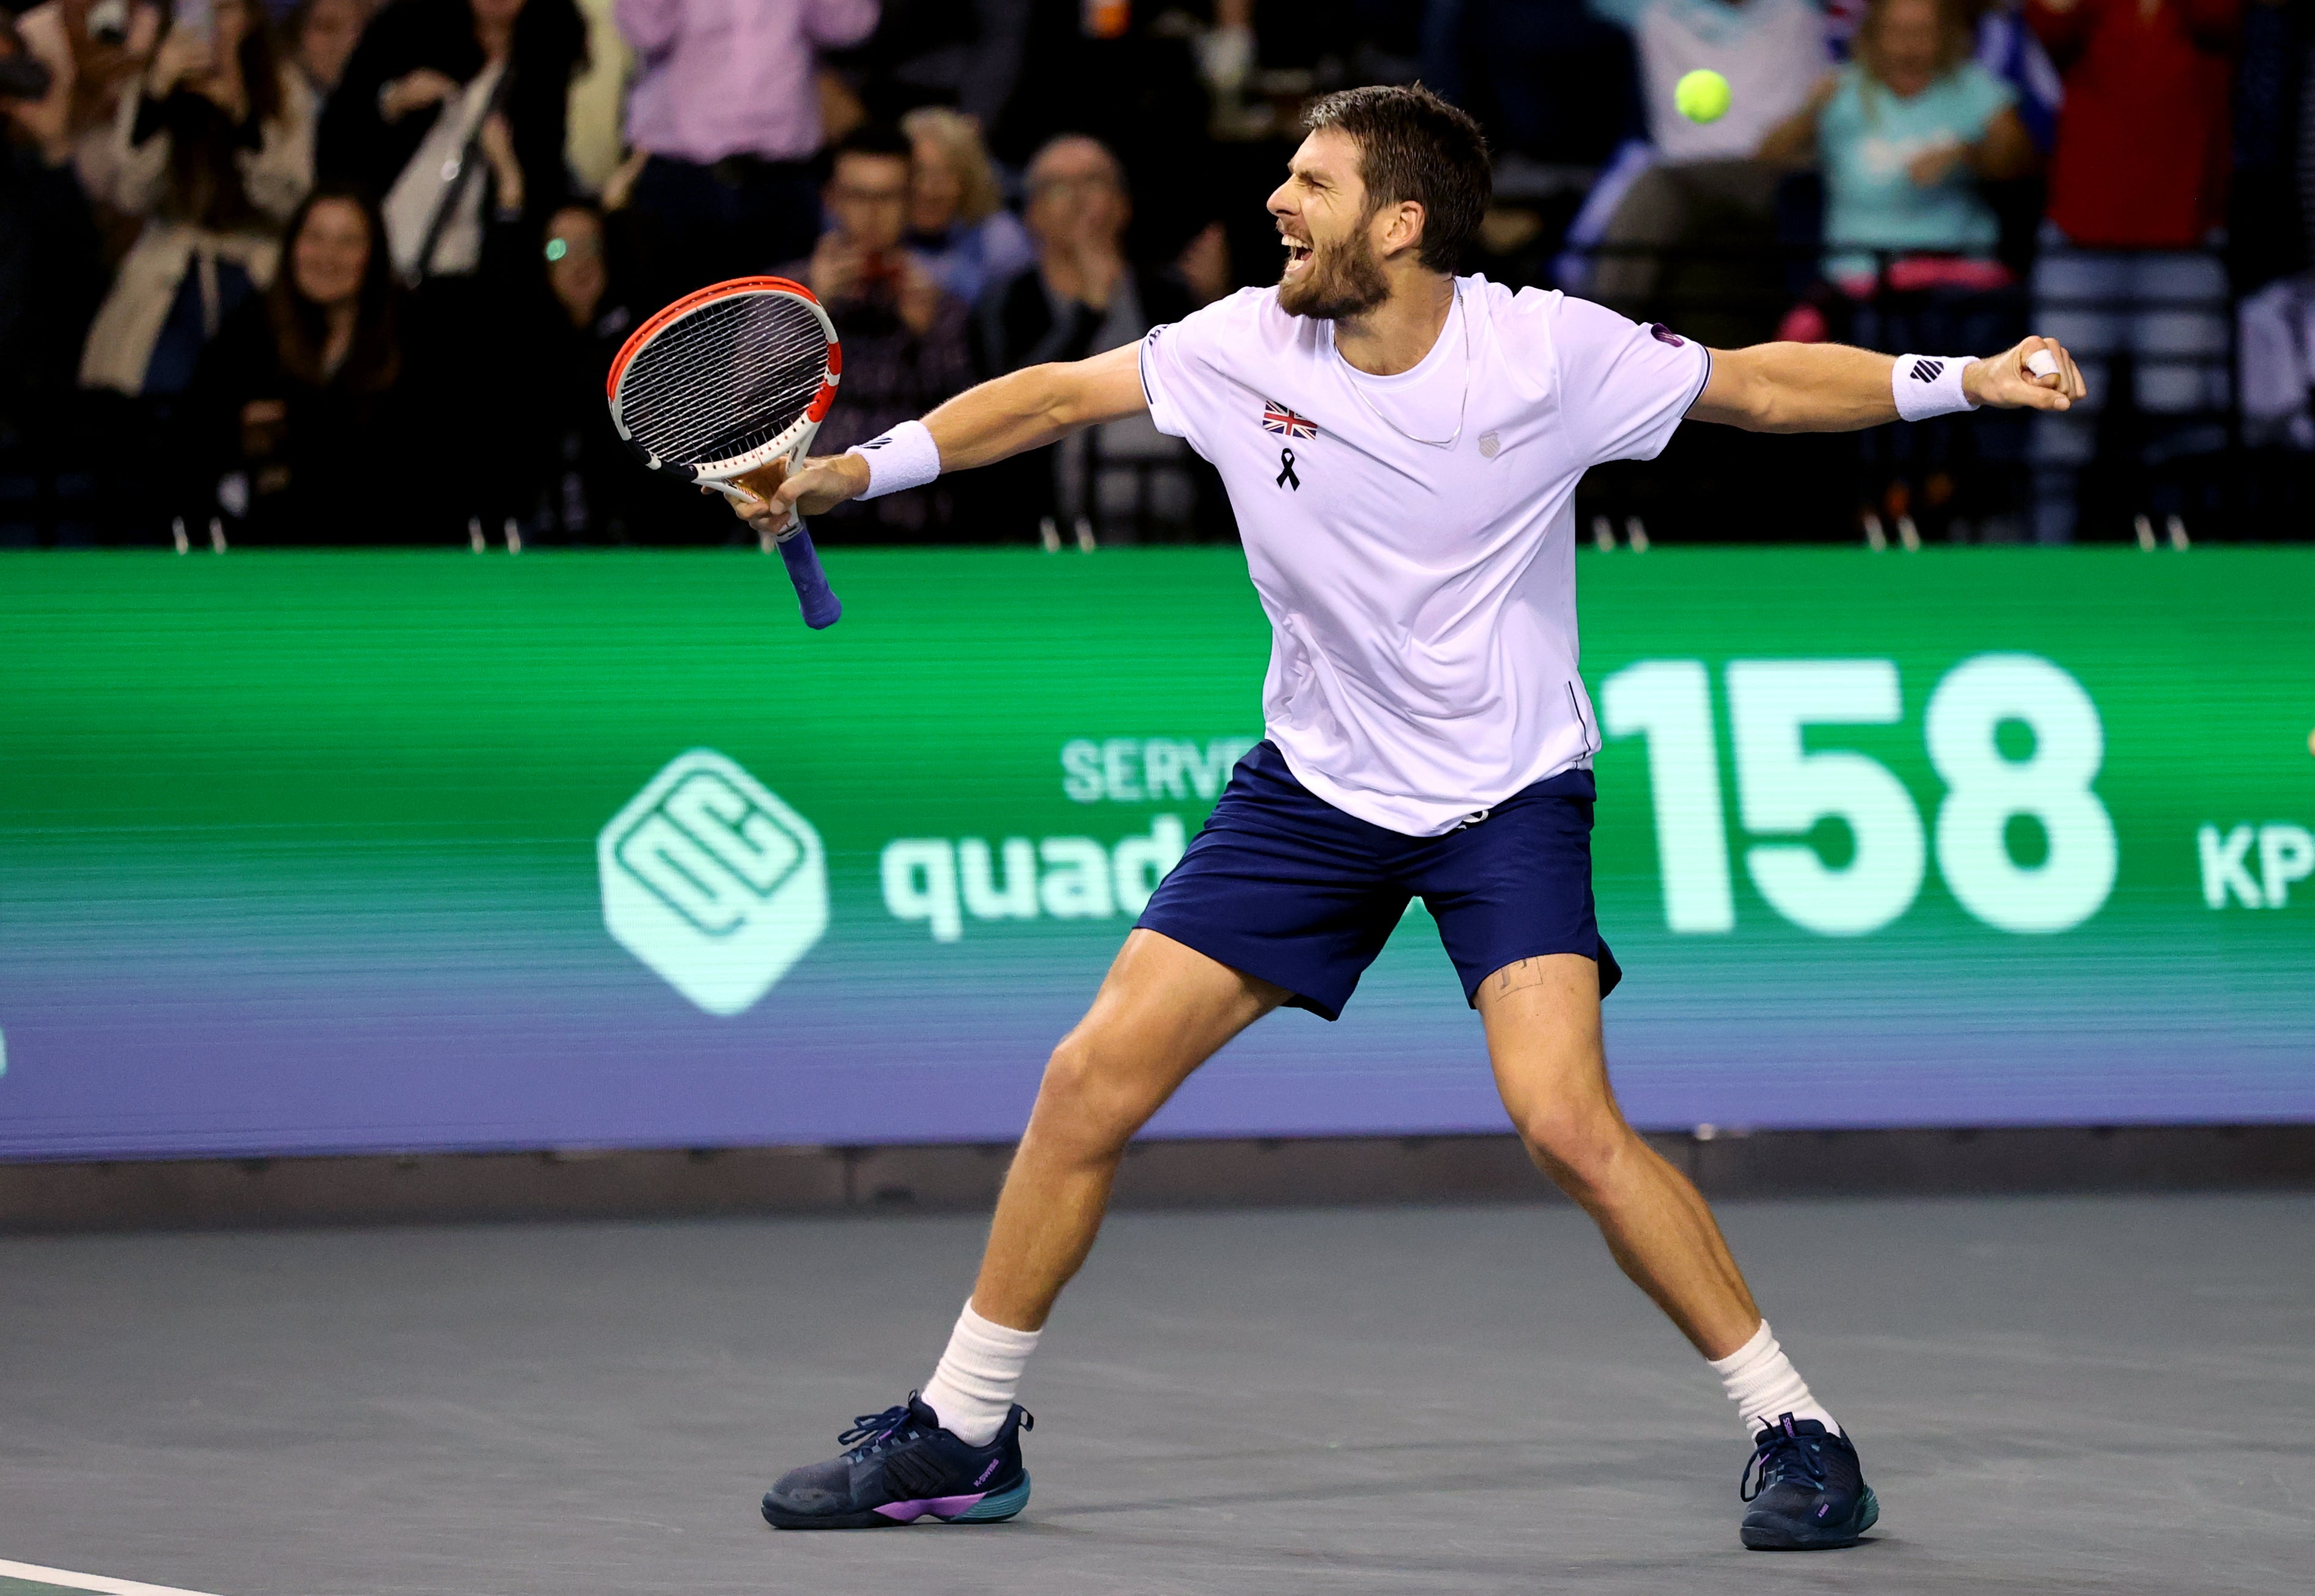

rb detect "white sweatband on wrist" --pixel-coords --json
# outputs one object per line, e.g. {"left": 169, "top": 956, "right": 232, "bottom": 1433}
{"left": 1892, "top": 355, "right": 1978, "bottom": 421}
{"left": 845, "top": 419, "right": 941, "bottom": 499}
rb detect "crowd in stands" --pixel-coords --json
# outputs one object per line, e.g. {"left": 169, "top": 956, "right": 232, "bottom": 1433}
{"left": 2, "top": 0, "right": 2310, "bottom": 548}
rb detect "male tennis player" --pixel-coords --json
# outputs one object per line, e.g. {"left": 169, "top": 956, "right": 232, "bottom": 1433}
{"left": 730, "top": 85, "right": 2085, "bottom": 1548}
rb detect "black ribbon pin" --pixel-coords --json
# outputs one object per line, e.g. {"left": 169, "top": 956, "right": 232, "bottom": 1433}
{"left": 1276, "top": 447, "right": 1300, "bottom": 490}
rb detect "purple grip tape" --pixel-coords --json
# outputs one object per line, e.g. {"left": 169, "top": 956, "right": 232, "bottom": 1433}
{"left": 776, "top": 523, "right": 842, "bottom": 629}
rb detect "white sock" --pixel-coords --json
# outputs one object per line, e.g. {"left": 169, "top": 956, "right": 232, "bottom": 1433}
{"left": 919, "top": 1301, "right": 1040, "bottom": 1447}
{"left": 1707, "top": 1320, "right": 1840, "bottom": 1438}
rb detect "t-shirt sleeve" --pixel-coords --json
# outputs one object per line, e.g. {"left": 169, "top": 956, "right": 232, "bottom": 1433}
{"left": 1138, "top": 296, "right": 1242, "bottom": 457}
{"left": 1551, "top": 293, "right": 1715, "bottom": 466}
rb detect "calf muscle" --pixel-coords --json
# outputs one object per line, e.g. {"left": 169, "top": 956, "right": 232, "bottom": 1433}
{"left": 1479, "top": 954, "right": 1762, "bottom": 1358}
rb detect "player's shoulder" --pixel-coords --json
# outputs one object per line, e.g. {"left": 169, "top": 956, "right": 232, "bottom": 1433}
{"left": 1154, "top": 285, "right": 1322, "bottom": 367}
{"left": 1467, "top": 275, "right": 1636, "bottom": 361}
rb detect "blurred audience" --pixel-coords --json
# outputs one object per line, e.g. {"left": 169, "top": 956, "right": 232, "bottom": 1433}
{"left": 790, "top": 122, "right": 973, "bottom": 537}
{"left": 320, "top": 0, "right": 586, "bottom": 280}
{"left": 974, "top": 133, "right": 1198, "bottom": 544}
{"left": 188, "top": 182, "right": 448, "bottom": 540}
{"left": 79, "top": 0, "right": 316, "bottom": 398}
{"left": 1761, "top": 0, "right": 2033, "bottom": 290}
{"left": 615, "top": 0, "right": 877, "bottom": 296}
{"left": 901, "top": 104, "right": 1032, "bottom": 307}
{"left": 2025, "top": 0, "right": 2240, "bottom": 540}
{"left": 6, "top": 0, "right": 2311, "bottom": 545}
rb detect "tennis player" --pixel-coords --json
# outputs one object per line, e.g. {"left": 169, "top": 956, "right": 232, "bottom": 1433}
{"left": 732, "top": 84, "right": 2086, "bottom": 1548}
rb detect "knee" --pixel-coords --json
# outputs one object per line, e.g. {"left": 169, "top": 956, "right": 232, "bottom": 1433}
{"left": 1028, "top": 1032, "right": 1152, "bottom": 1163}
{"left": 1516, "top": 1103, "right": 1636, "bottom": 1205}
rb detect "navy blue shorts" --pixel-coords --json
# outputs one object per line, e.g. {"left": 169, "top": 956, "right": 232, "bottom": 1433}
{"left": 1135, "top": 741, "right": 1621, "bottom": 1020}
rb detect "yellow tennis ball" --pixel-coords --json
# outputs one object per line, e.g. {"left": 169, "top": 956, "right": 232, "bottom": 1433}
{"left": 1675, "top": 69, "right": 1731, "bottom": 124}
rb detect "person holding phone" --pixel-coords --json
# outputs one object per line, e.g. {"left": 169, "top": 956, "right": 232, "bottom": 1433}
{"left": 77, "top": 0, "right": 315, "bottom": 400}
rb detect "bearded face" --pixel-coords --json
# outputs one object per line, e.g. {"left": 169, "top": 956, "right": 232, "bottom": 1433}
{"left": 1276, "top": 208, "right": 1390, "bottom": 321}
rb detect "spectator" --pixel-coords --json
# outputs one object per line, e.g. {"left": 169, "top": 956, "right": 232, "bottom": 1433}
{"left": 515, "top": 199, "right": 683, "bottom": 541}
{"left": 189, "top": 182, "right": 449, "bottom": 540}
{"left": 901, "top": 105, "right": 1032, "bottom": 307}
{"left": 974, "top": 133, "right": 1199, "bottom": 544}
{"left": 320, "top": 0, "right": 587, "bottom": 277}
{"left": 1760, "top": 0, "right": 2033, "bottom": 291}
{"left": 614, "top": 0, "right": 878, "bottom": 296}
{"left": 287, "top": 0, "right": 370, "bottom": 101}
{"left": 12, "top": 0, "right": 163, "bottom": 194}
{"left": 1585, "top": 0, "right": 1832, "bottom": 338}
{"left": 2025, "top": 0, "right": 2240, "bottom": 540}
{"left": 79, "top": 0, "right": 317, "bottom": 400}
{"left": 788, "top": 122, "right": 974, "bottom": 538}
{"left": 4, "top": 9, "right": 105, "bottom": 410}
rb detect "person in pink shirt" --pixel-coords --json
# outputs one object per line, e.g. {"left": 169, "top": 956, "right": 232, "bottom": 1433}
{"left": 614, "top": 0, "right": 877, "bottom": 296}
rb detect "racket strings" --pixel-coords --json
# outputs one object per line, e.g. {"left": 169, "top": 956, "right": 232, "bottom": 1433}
{"left": 619, "top": 295, "right": 831, "bottom": 467}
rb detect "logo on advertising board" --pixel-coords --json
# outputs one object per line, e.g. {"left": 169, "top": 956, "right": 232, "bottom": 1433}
{"left": 599, "top": 750, "right": 828, "bottom": 1015}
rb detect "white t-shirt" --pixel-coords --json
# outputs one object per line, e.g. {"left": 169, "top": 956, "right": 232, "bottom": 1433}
{"left": 1139, "top": 277, "right": 1711, "bottom": 837}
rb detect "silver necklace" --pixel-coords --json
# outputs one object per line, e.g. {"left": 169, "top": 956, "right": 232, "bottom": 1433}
{"left": 1339, "top": 282, "right": 1470, "bottom": 449}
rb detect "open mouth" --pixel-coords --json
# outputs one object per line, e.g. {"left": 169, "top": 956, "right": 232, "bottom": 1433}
{"left": 1281, "top": 235, "right": 1313, "bottom": 278}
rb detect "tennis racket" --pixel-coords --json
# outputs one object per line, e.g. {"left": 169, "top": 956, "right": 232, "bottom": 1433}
{"left": 606, "top": 276, "right": 844, "bottom": 628}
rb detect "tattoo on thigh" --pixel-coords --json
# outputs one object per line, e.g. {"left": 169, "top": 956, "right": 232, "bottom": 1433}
{"left": 1490, "top": 958, "right": 1553, "bottom": 997}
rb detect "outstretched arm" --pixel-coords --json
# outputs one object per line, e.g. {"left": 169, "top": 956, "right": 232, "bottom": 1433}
{"left": 727, "top": 342, "right": 1150, "bottom": 532}
{"left": 1688, "top": 334, "right": 2087, "bottom": 434}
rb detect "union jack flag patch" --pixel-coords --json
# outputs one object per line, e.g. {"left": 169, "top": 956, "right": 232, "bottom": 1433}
{"left": 1261, "top": 401, "right": 1318, "bottom": 440}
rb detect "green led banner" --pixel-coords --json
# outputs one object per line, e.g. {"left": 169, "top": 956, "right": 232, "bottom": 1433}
{"left": 0, "top": 548, "right": 2309, "bottom": 1160}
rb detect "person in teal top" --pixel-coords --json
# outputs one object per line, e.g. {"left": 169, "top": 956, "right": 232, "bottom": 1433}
{"left": 1761, "top": 0, "right": 2036, "bottom": 287}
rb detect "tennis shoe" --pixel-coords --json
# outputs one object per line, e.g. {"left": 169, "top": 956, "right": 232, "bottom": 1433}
{"left": 1739, "top": 1414, "right": 1879, "bottom": 1550}
{"left": 761, "top": 1394, "right": 1032, "bottom": 1529}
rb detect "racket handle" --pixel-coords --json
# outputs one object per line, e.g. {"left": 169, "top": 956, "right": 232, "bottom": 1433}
{"left": 776, "top": 521, "right": 842, "bottom": 630}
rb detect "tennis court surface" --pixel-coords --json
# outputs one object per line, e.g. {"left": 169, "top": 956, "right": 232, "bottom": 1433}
{"left": 4, "top": 1194, "right": 2308, "bottom": 1596}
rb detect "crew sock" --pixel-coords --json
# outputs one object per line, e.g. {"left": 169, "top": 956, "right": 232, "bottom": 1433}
{"left": 919, "top": 1300, "right": 1040, "bottom": 1447}
{"left": 1708, "top": 1320, "right": 1841, "bottom": 1438}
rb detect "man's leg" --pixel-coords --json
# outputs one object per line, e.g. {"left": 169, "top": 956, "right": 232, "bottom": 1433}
{"left": 1476, "top": 952, "right": 1875, "bottom": 1550}
{"left": 914, "top": 929, "right": 1285, "bottom": 1440}
{"left": 760, "top": 929, "right": 1285, "bottom": 1531}
{"left": 1474, "top": 952, "right": 1759, "bottom": 1359}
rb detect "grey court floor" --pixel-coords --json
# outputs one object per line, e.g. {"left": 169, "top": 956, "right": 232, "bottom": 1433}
{"left": 2, "top": 1193, "right": 2310, "bottom": 1596}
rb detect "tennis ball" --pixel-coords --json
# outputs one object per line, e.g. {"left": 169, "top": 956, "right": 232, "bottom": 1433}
{"left": 1675, "top": 69, "right": 1731, "bottom": 124}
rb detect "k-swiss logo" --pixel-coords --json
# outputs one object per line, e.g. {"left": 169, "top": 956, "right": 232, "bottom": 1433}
{"left": 1648, "top": 323, "right": 1686, "bottom": 347}
{"left": 1261, "top": 400, "right": 1318, "bottom": 440}
{"left": 1908, "top": 358, "right": 1946, "bottom": 384}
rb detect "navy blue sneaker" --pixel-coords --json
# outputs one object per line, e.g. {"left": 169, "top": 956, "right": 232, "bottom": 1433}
{"left": 762, "top": 1394, "right": 1032, "bottom": 1529}
{"left": 1740, "top": 1414, "right": 1879, "bottom": 1550}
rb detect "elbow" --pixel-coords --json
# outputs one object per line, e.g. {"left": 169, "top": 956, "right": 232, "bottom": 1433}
{"left": 1731, "top": 373, "right": 1790, "bottom": 433}
{"left": 1027, "top": 362, "right": 1091, "bottom": 432}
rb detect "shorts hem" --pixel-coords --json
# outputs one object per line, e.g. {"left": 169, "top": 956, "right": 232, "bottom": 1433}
{"left": 1132, "top": 914, "right": 1348, "bottom": 1022}
{"left": 1456, "top": 940, "right": 1622, "bottom": 1007}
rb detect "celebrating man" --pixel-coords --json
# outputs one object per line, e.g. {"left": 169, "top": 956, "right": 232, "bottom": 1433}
{"left": 732, "top": 84, "right": 2085, "bottom": 1550}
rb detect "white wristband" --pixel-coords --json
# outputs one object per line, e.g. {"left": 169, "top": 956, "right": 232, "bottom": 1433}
{"left": 1892, "top": 355, "right": 1978, "bottom": 421}
{"left": 846, "top": 419, "right": 941, "bottom": 499}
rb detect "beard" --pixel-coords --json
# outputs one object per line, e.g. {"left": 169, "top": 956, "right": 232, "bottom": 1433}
{"left": 1278, "top": 229, "right": 1389, "bottom": 320}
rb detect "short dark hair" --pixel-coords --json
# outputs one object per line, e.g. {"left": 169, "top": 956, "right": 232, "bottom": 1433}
{"left": 1301, "top": 84, "right": 1490, "bottom": 273}
{"left": 830, "top": 123, "right": 915, "bottom": 168}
